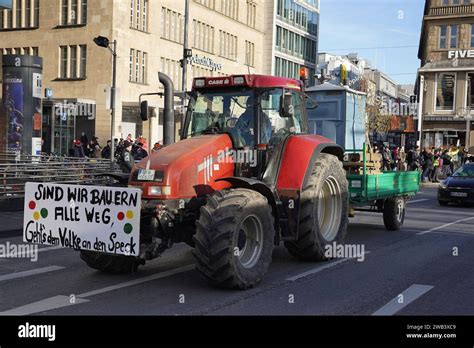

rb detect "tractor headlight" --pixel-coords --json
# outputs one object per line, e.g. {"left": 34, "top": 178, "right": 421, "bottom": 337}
{"left": 148, "top": 186, "right": 171, "bottom": 196}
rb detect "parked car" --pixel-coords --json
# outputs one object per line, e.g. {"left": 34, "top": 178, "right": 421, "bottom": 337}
{"left": 438, "top": 163, "right": 474, "bottom": 207}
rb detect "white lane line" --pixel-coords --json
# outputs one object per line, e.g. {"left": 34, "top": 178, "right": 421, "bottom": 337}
{"left": 372, "top": 284, "right": 434, "bottom": 316}
{"left": 0, "top": 265, "right": 65, "bottom": 282}
{"left": 417, "top": 217, "right": 474, "bottom": 235}
{"left": 407, "top": 199, "right": 429, "bottom": 204}
{"left": 287, "top": 253, "right": 370, "bottom": 282}
{"left": 78, "top": 264, "right": 195, "bottom": 298}
{"left": 0, "top": 264, "right": 195, "bottom": 316}
{"left": 38, "top": 245, "right": 64, "bottom": 253}
{"left": 0, "top": 295, "right": 90, "bottom": 316}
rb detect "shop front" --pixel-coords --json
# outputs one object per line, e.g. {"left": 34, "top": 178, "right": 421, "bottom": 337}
{"left": 42, "top": 99, "right": 96, "bottom": 155}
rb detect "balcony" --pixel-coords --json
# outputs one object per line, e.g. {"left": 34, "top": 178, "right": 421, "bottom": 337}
{"left": 429, "top": 4, "right": 474, "bottom": 16}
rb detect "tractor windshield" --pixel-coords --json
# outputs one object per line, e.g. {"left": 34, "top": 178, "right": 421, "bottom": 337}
{"left": 183, "top": 88, "right": 305, "bottom": 147}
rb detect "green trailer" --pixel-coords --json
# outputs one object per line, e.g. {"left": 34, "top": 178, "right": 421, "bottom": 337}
{"left": 345, "top": 145, "right": 421, "bottom": 231}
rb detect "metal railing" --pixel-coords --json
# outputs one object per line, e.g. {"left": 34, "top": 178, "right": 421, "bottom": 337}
{"left": 0, "top": 152, "right": 123, "bottom": 200}
{"left": 429, "top": 4, "right": 474, "bottom": 16}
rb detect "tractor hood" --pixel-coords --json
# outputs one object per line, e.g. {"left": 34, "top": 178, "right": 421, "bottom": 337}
{"left": 129, "top": 134, "right": 235, "bottom": 199}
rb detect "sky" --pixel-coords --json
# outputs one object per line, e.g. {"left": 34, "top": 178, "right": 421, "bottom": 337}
{"left": 319, "top": 0, "right": 425, "bottom": 85}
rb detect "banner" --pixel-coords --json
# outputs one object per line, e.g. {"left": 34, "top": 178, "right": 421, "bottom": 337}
{"left": 23, "top": 183, "right": 142, "bottom": 256}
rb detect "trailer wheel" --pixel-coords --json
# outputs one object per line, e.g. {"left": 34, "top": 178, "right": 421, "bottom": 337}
{"left": 193, "top": 189, "right": 275, "bottom": 289}
{"left": 383, "top": 196, "right": 406, "bottom": 231}
{"left": 285, "top": 153, "right": 349, "bottom": 261}
{"left": 80, "top": 250, "right": 141, "bottom": 274}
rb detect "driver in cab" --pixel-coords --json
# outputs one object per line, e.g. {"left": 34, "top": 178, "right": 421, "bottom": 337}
{"left": 235, "top": 97, "right": 272, "bottom": 146}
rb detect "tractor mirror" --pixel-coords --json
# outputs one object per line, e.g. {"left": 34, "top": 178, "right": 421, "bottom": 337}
{"left": 140, "top": 101, "right": 149, "bottom": 121}
{"left": 280, "top": 93, "right": 294, "bottom": 118}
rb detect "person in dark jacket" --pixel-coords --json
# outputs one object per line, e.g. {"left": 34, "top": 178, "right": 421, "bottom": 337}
{"left": 101, "top": 140, "right": 112, "bottom": 159}
{"left": 72, "top": 140, "right": 86, "bottom": 158}
{"left": 118, "top": 140, "right": 134, "bottom": 173}
{"left": 422, "top": 148, "right": 433, "bottom": 182}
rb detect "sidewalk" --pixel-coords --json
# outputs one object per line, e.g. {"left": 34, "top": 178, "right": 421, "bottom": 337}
{"left": 421, "top": 182, "right": 440, "bottom": 188}
{"left": 0, "top": 211, "right": 23, "bottom": 233}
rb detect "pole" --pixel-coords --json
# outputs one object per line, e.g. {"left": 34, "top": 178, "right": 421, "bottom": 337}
{"left": 416, "top": 75, "right": 424, "bottom": 148}
{"left": 182, "top": 0, "right": 190, "bottom": 102}
{"left": 110, "top": 40, "right": 117, "bottom": 171}
{"left": 466, "top": 116, "right": 471, "bottom": 151}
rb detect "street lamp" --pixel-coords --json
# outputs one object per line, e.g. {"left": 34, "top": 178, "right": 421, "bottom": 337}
{"left": 94, "top": 35, "right": 117, "bottom": 171}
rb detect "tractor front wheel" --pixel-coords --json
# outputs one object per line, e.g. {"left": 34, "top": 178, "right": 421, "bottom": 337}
{"left": 193, "top": 189, "right": 275, "bottom": 289}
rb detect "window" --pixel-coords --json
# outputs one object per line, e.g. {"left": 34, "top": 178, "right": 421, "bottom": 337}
{"left": 471, "top": 25, "right": 474, "bottom": 47}
{"left": 436, "top": 73, "right": 456, "bottom": 111}
{"left": 161, "top": 7, "right": 184, "bottom": 44}
{"left": 450, "top": 25, "right": 458, "bottom": 48}
{"left": 193, "top": 20, "right": 214, "bottom": 53}
{"left": 439, "top": 25, "right": 447, "bottom": 48}
{"left": 245, "top": 41, "right": 255, "bottom": 67}
{"left": 130, "top": 0, "right": 148, "bottom": 31}
{"left": 60, "top": 46, "right": 68, "bottom": 78}
{"left": 219, "top": 30, "right": 237, "bottom": 60}
{"left": 59, "top": 45, "right": 86, "bottom": 79}
{"left": 60, "top": 0, "right": 87, "bottom": 25}
{"left": 217, "top": 0, "right": 238, "bottom": 20}
{"left": 160, "top": 57, "right": 183, "bottom": 90}
{"left": 246, "top": 1, "right": 256, "bottom": 28}
{"left": 464, "top": 71, "right": 474, "bottom": 116}
{"left": 129, "top": 49, "right": 147, "bottom": 83}
{"left": 194, "top": 0, "right": 216, "bottom": 9}
{"left": 2, "top": 46, "right": 38, "bottom": 56}
{"left": 0, "top": 0, "right": 40, "bottom": 29}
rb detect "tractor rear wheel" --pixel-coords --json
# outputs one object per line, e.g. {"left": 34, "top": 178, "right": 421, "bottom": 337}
{"left": 193, "top": 188, "right": 275, "bottom": 289}
{"left": 80, "top": 250, "right": 141, "bottom": 274}
{"left": 285, "top": 153, "right": 348, "bottom": 261}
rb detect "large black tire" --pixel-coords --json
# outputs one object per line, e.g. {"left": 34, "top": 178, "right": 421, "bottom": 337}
{"left": 284, "top": 153, "right": 349, "bottom": 261}
{"left": 383, "top": 196, "right": 406, "bottom": 231}
{"left": 80, "top": 250, "right": 140, "bottom": 274}
{"left": 193, "top": 188, "right": 275, "bottom": 289}
{"left": 438, "top": 200, "right": 449, "bottom": 207}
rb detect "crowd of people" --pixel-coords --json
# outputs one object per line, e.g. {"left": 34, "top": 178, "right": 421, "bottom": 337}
{"left": 69, "top": 133, "right": 163, "bottom": 172}
{"left": 375, "top": 144, "right": 471, "bottom": 183}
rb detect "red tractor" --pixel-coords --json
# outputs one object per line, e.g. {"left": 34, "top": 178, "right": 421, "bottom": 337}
{"left": 81, "top": 73, "right": 348, "bottom": 289}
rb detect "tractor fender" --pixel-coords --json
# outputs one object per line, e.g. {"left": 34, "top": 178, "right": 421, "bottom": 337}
{"left": 215, "top": 177, "right": 280, "bottom": 244}
{"left": 276, "top": 134, "right": 344, "bottom": 191}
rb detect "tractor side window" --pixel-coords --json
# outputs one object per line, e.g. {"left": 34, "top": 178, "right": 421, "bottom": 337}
{"left": 259, "top": 89, "right": 304, "bottom": 145}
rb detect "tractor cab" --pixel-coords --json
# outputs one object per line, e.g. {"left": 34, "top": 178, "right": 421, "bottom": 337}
{"left": 182, "top": 75, "right": 309, "bottom": 179}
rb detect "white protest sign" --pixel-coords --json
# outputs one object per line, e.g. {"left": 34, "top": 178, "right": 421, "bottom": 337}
{"left": 23, "top": 183, "right": 142, "bottom": 256}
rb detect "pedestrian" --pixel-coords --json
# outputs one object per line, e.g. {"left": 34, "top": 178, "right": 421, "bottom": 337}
{"left": 101, "top": 140, "right": 112, "bottom": 159}
{"left": 151, "top": 142, "right": 162, "bottom": 154}
{"left": 398, "top": 146, "right": 407, "bottom": 171}
{"left": 381, "top": 146, "right": 392, "bottom": 171}
{"left": 134, "top": 142, "right": 148, "bottom": 160}
{"left": 441, "top": 150, "right": 452, "bottom": 177}
{"left": 72, "top": 140, "right": 85, "bottom": 158}
{"left": 422, "top": 147, "right": 433, "bottom": 182}
{"left": 118, "top": 140, "right": 134, "bottom": 173}
{"left": 432, "top": 150, "right": 441, "bottom": 183}
{"left": 391, "top": 146, "right": 400, "bottom": 171}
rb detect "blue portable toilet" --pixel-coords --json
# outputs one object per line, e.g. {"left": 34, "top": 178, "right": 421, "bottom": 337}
{"left": 306, "top": 83, "right": 366, "bottom": 151}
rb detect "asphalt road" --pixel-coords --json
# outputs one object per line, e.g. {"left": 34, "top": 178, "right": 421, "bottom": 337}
{"left": 0, "top": 187, "right": 473, "bottom": 316}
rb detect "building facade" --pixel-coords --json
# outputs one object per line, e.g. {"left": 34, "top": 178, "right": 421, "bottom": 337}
{"left": 0, "top": 0, "right": 265, "bottom": 155}
{"left": 262, "top": 0, "right": 319, "bottom": 85}
{"left": 418, "top": 0, "right": 474, "bottom": 149}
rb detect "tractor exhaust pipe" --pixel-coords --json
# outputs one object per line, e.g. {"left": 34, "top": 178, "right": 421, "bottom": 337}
{"left": 159, "top": 72, "right": 175, "bottom": 145}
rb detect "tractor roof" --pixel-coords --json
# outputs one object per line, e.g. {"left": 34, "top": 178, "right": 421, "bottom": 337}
{"left": 192, "top": 74, "right": 303, "bottom": 91}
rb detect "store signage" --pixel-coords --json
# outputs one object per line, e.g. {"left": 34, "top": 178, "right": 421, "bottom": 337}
{"left": 448, "top": 50, "right": 474, "bottom": 59}
{"left": 187, "top": 55, "right": 222, "bottom": 71}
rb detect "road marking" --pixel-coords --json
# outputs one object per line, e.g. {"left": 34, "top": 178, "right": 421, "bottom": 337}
{"left": 38, "top": 245, "right": 64, "bottom": 253}
{"left": 372, "top": 284, "right": 434, "bottom": 316}
{"left": 0, "top": 264, "right": 195, "bottom": 315}
{"left": 417, "top": 216, "right": 474, "bottom": 235}
{"left": 407, "top": 199, "right": 429, "bottom": 204}
{"left": 78, "top": 264, "right": 195, "bottom": 298}
{"left": 0, "top": 265, "right": 65, "bottom": 282}
{"left": 0, "top": 295, "right": 90, "bottom": 316}
{"left": 287, "top": 253, "right": 370, "bottom": 282}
